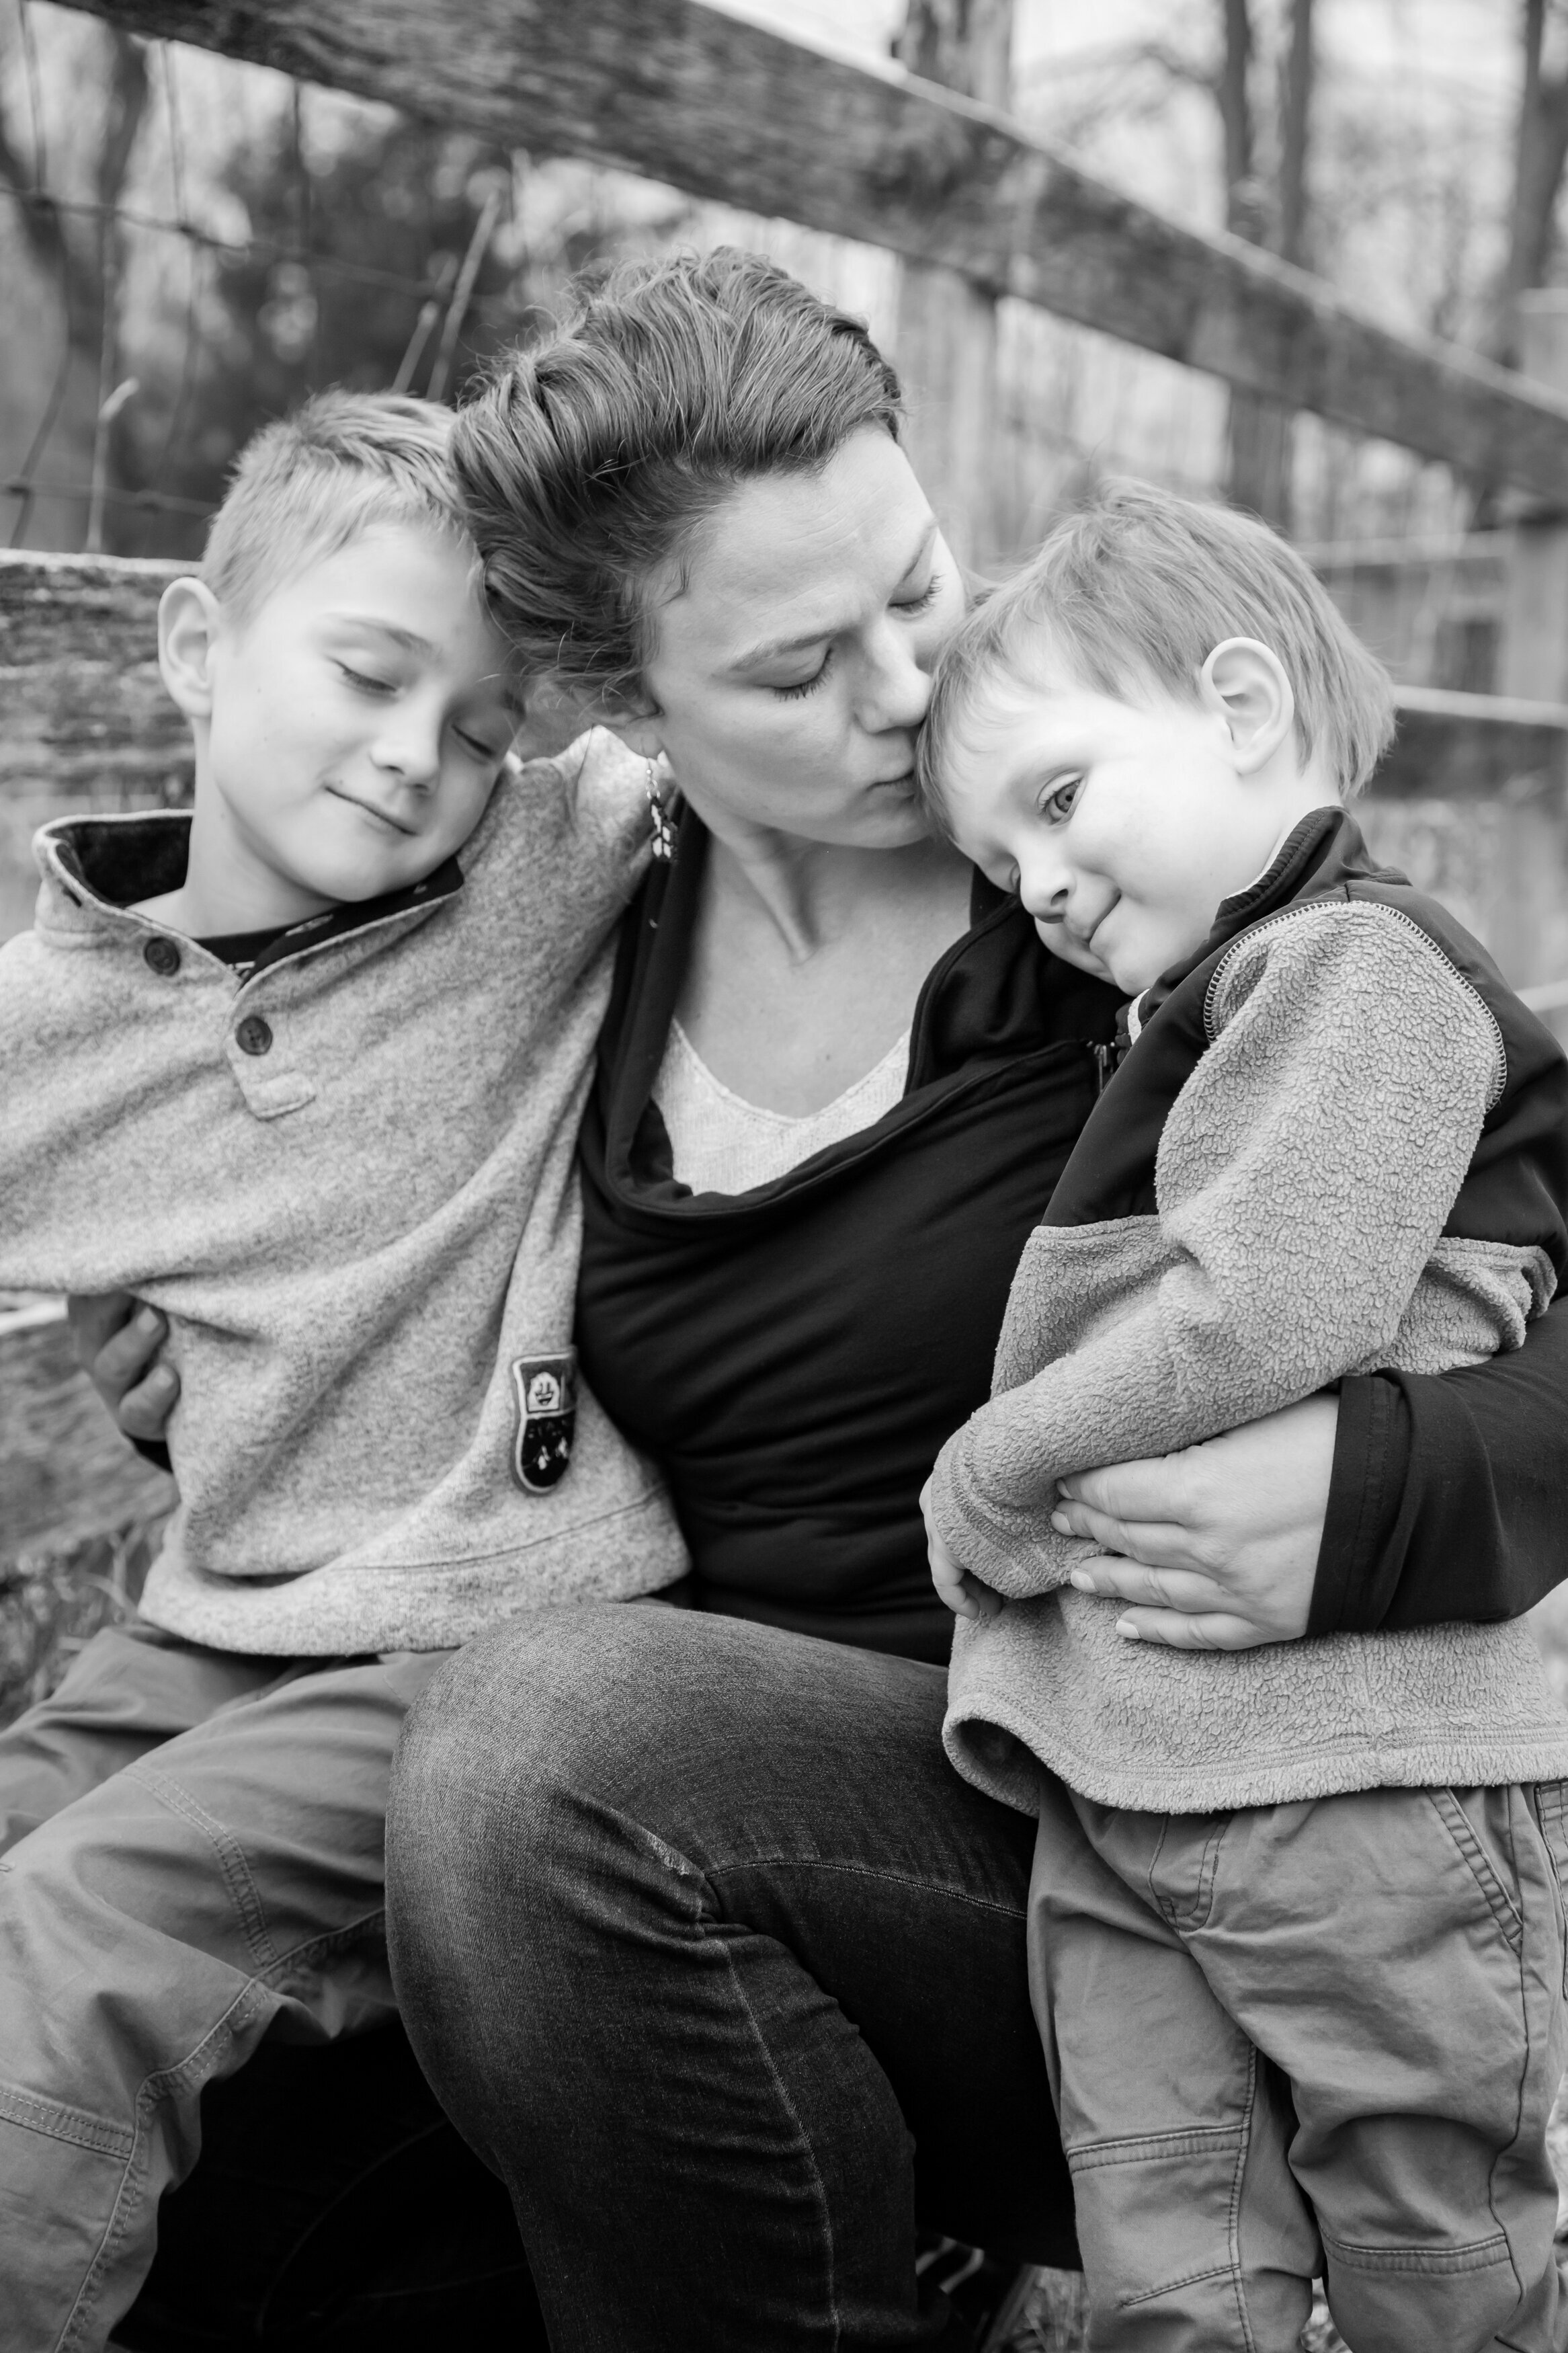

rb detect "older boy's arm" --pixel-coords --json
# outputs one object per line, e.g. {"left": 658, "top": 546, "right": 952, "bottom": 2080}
{"left": 927, "top": 902, "right": 1508, "bottom": 1597}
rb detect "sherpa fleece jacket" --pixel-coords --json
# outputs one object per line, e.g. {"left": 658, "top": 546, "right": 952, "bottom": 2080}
{"left": 0, "top": 728, "right": 688, "bottom": 1654}
{"left": 932, "top": 805, "right": 1568, "bottom": 1817}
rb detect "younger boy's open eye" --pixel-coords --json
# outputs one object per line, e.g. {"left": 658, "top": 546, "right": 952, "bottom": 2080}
{"left": 1039, "top": 774, "right": 1085, "bottom": 824}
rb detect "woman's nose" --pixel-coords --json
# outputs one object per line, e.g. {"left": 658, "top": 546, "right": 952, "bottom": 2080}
{"left": 858, "top": 617, "right": 932, "bottom": 735}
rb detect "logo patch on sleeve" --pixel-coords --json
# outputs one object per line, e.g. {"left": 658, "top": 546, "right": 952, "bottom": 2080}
{"left": 510, "top": 1350, "right": 579, "bottom": 1492}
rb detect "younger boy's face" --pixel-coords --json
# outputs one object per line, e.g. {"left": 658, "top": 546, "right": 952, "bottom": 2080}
{"left": 939, "top": 666, "right": 1292, "bottom": 996}
{"left": 203, "top": 524, "right": 517, "bottom": 916}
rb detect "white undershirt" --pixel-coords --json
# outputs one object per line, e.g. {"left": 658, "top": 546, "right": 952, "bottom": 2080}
{"left": 653, "top": 1018, "right": 911, "bottom": 1195}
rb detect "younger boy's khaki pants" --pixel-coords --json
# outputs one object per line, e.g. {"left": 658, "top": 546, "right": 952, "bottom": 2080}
{"left": 0, "top": 1620, "right": 451, "bottom": 2353}
{"left": 1030, "top": 1769, "right": 1568, "bottom": 2353}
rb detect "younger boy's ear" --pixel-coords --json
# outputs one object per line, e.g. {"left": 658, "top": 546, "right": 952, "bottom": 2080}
{"left": 1198, "top": 637, "right": 1296, "bottom": 774}
{"left": 157, "top": 577, "right": 224, "bottom": 721}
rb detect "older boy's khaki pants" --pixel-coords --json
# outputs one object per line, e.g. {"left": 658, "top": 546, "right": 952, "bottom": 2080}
{"left": 0, "top": 1620, "right": 451, "bottom": 2353}
{"left": 1030, "top": 1771, "right": 1568, "bottom": 2353}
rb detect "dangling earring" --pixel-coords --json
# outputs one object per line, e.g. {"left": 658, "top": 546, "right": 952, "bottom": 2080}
{"left": 645, "top": 757, "right": 676, "bottom": 863}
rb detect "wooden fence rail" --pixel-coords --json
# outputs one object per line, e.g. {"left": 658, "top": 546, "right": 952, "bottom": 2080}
{"left": 50, "top": 0, "right": 1568, "bottom": 503}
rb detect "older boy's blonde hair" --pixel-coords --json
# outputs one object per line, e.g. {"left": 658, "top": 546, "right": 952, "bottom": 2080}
{"left": 202, "top": 390, "right": 473, "bottom": 625}
{"left": 918, "top": 479, "right": 1395, "bottom": 815}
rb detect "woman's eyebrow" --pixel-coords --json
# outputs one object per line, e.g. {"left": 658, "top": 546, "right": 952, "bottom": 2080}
{"left": 729, "top": 619, "right": 835, "bottom": 673}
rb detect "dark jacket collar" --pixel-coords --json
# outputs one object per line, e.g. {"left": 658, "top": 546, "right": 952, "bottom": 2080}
{"left": 1131, "top": 804, "right": 1377, "bottom": 1036}
{"left": 44, "top": 809, "right": 463, "bottom": 978}
{"left": 592, "top": 805, "right": 1123, "bottom": 1220}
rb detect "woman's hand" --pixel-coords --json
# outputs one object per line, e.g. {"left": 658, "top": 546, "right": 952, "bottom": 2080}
{"left": 1051, "top": 1394, "right": 1337, "bottom": 1650}
{"left": 66, "top": 1291, "right": 181, "bottom": 1443}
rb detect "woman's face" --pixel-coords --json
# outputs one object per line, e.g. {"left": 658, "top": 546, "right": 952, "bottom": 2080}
{"left": 626, "top": 427, "right": 965, "bottom": 851}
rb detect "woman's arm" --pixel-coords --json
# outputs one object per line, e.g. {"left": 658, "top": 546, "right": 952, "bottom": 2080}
{"left": 1311, "top": 1289, "right": 1568, "bottom": 1635}
{"left": 1057, "top": 1295, "right": 1568, "bottom": 1646}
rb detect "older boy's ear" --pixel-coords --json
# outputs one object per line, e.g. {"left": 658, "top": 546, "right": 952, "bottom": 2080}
{"left": 1199, "top": 638, "right": 1295, "bottom": 773}
{"left": 157, "top": 577, "right": 224, "bottom": 720}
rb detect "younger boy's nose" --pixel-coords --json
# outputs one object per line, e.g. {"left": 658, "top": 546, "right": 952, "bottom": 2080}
{"left": 1016, "top": 850, "right": 1071, "bottom": 927}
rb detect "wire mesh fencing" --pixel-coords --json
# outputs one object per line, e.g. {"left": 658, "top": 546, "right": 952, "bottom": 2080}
{"left": 0, "top": 0, "right": 1499, "bottom": 690}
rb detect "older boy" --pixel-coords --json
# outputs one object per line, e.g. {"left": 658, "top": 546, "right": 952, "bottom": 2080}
{"left": 0, "top": 391, "right": 684, "bottom": 2351}
{"left": 919, "top": 482, "right": 1568, "bottom": 2351}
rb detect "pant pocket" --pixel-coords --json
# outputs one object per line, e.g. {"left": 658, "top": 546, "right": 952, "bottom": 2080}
{"left": 1429, "top": 1788, "right": 1525, "bottom": 1956}
{"left": 1531, "top": 1779, "right": 1568, "bottom": 1997}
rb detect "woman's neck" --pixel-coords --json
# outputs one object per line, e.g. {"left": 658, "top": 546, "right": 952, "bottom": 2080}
{"left": 700, "top": 818, "right": 967, "bottom": 965}
{"left": 675, "top": 816, "right": 975, "bottom": 1117}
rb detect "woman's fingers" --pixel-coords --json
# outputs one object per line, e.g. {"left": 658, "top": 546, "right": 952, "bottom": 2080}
{"left": 1067, "top": 1557, "right": 1224, "bottom": 1613}
{"left": 1112, "top": 1606, "right": 1273, "bottom": 1651}
{"left": 1052, "top": 1499, "right": 1203, "bottom": 1574}
{"left": 66, "top": 1293, "right": 179, "bottom": 1439}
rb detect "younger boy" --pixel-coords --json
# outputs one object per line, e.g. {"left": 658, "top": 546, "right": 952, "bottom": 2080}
{"left": 918, "top": 481, "right": 1568, "bottom": 2351}
{"left": 0, "top": 391, "right": 685, "bottom": 2352}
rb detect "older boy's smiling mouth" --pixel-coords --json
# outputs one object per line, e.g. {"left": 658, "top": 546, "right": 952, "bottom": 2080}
{"left": 326, "top": 785, "right": 417, "bottom": 836}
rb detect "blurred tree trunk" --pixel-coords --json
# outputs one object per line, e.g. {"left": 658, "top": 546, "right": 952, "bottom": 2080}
{"left": 1223, "top": 0, "right": 1313, "bottom": 530}
{"left": 0, "top": 25, "right": 148, "bottom": 550}
{"left": 893, "top": 0, "right": 1013, "bottom": 573}
{"left": 1492, "top": 0, "right": 1568, "bottom": 368}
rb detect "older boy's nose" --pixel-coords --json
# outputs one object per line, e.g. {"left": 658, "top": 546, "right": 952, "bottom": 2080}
{"left": 371, "top": 711, "right": 442, "bottom": 788}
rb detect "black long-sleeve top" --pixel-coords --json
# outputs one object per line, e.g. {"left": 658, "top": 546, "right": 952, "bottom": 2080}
{"left": 575, "top": 817, "right": 1568, "bottom": 1663}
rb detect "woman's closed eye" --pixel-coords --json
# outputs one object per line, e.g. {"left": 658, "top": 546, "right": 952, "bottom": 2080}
{"left": 768, "top": 572, "right": 946, "bottom": 701}
{"left": 772, "top": 650, "right": 833, "bottom": 702}
{"left": 893, "top": 572, "right": 943, "bottom": 617}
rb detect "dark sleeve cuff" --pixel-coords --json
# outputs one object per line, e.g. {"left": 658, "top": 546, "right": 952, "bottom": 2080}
{"left": 1308, "top": 1376, "right": 1405, "bottom": 1636}
{"left": 1311, "top": 1293, "right": 1568, "bottom": 1634}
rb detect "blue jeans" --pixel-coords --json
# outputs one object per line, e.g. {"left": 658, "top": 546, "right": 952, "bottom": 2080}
{"left": 385, "top": 1603, "right": 1078, "bottom": 2353}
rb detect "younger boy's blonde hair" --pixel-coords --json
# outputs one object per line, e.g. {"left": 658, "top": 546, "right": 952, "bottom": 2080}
{"left": 918, "top": 479, "right": 1395, "bottom": 816}
{"left": 202, "top": 390, "right": 473, "bottom": 625}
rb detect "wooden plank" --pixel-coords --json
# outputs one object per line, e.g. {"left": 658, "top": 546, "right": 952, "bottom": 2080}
{"left": 0, "top": 549, "right": 190, "bottom": 802}
{"left": 48, "top": 0, "right": 1568, "bottom": 503}
{"left": 1376, "top": 684, "right": 1568, "bottom": 801}
{"left": 0, "top": 1304, "right": 176, "bottom": 1556}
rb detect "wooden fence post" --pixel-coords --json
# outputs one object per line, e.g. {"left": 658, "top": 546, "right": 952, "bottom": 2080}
{"left": 891, "top": 0, "right": 1013, "bottom": 573}
{"left": 1501, "top": 290, "right": 1568, "bottom": 702}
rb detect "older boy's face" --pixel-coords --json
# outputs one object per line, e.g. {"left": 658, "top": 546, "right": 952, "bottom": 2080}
{"left": 939, "top": 668, "right": 1294, "bottom": 996}
{"left": 204, "top": 525, "right": 517, "bottom": 914}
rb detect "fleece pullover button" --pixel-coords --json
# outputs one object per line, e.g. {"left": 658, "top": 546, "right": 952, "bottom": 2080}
{"left": 235, "top": 1015, "right": 273, "bottom": 1057}
{"left": 143, "top": 937, "right": 181, "bottom": 977}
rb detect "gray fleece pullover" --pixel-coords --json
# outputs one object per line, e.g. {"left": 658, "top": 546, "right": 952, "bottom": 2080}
{"left": 0, "top": 728, "right": 688, "bottom": 1654}
{"left": 932, "top": 817, "right": 1568, "bottom": 1817}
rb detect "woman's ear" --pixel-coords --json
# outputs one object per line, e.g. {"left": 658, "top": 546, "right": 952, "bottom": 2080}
{"left": 608, "top": 709, "right": 664, "bottom": 762}
{"left": 1198, "top": 637, "right": 1296, "bottom": 775}
{"left": 157, "top": 577, "right": 224, "bottom": 720}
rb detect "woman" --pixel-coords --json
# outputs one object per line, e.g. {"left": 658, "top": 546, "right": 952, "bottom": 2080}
{"left": 89, "top": 251, "right": 1568, "bottom": 2348}
{"left": 374, "top": 251, "right": 1568, "bottom": 2351}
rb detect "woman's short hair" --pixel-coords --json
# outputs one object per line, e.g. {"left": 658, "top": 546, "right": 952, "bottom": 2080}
{"left": 452, "top": 247, "right": 903, "bottom": 707}
{"left": 919, "top": 479, "right": 1395, "bottom": 810}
